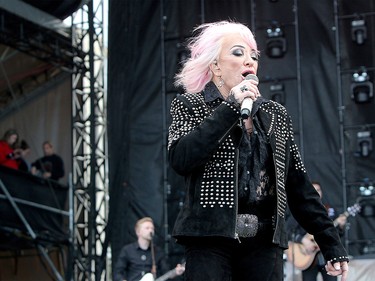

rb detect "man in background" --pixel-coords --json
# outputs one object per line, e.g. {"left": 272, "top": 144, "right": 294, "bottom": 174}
{"left": 113, "top": 217, "right": 184, "bottom": 281}
{"left": 31, "top": 141, "right": 64, "bottom": 181}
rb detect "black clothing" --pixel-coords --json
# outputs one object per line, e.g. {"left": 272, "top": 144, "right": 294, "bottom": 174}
{"left": 18, "top": 158, "right": 30, "bottom": 173}
{"left": 302, "top": 261, "right": 337, "bottom": 281}
{"left": 113, "top": 242, "right": 169, "bottom": 281}
{"left": 184, "top": 233, "right": 283, "bottom": 281}
{"left": 167, "top": 82, "right": 348, "bottom": 266}
{"left": 286, "top": 207, "right": 343, "bottom": 281}
{"left": 32, "top": 154, "right": 64, "bottom": 181}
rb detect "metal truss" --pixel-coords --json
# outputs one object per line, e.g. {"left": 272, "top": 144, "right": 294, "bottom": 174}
{"left": 0, "top": 1, "right": 109, "bottom": 280}
{"left": 71, "top": 0, "right": 109, "bottom": 280}
{"left": 0, "top": 1, "right": 85, "bottom": 72}
{"left": 0, "top": 1, "right": 85, "bottom": 111}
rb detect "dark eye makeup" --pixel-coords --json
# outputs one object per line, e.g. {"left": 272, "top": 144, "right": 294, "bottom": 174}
{"left": 231, "top": 48, "right": 259, "bottom": 61}
{"left": 251, "top": 51, "right": 259, "bottom": 61}
{"left": 232, "top": 48, "right": 244, "bottom": 56}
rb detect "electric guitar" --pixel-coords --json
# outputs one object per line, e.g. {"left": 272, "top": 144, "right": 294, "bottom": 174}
{"left": 285, "top": 203, "right": 361, "bottom": 270}
{"left": 139, "top": 263, "right": 185, "bottom": 281}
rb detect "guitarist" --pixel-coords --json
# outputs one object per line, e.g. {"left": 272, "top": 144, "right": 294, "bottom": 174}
{"left": 286, "top": 181, "right": 347, "bottom": 281}
{"left": 113, "top": 217, "right": 185, "bottom": 281}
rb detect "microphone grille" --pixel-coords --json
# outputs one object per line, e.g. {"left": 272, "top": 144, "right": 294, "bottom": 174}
{"left": 245, "top": 74, "right": 259, "bottom": 83}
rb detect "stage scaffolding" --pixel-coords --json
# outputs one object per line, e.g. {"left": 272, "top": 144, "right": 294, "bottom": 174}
{"left": 71, "top": 0, "right": 109, "bottom": 280}
{"left": 0, "top": 0, "right": 109, "bottom": 280}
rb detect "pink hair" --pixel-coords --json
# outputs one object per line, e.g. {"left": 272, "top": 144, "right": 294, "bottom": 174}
{"left": 174, "top": 21, "right": 258, "bottom": 93}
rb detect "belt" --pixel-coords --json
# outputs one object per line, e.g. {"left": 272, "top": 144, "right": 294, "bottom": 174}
{"left": 236, "top": 214, "right": 273, "bottom": 238}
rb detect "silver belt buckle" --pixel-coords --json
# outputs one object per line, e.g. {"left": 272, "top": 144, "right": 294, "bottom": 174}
{"left": 236, "top": 214, "right": 258, "bottom": 237}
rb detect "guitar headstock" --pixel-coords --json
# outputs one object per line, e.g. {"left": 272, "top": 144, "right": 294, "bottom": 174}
{"left": 347, "top": 203, "right": 361, "bottom": 217}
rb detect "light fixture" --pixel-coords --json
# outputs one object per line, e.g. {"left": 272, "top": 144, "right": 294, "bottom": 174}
{"left": 362, "top": 241, "right": 375, "bottom": 255}
{"left": 266, "top": 22, "right": 287, "bottom": 58}
{"left": 359, "top": 178, "right": 374, "bottom": 196}
{"left": 270, "top": 82, "right": 285, "bottom": 105}
{"left": 351, "top": 18, "right": 367, "bottom": 45}
{"left": 358, "top": 179, "right": 375, "bottom": 217}
{"left": 351, "top": 69, "right": 373, "bottom": 104}
{"left": 359, "top": 198, "right": 375, "bottom": 217}
{"left": 356, "top": 131, "right": 373, "bottom": 157}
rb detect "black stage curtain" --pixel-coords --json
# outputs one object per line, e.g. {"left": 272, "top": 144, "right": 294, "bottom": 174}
{"left": 107, "top": 0, "right": 167, "bottom": 266}
{"left": 108, "top": 0, "right": 375, "bottom": 270}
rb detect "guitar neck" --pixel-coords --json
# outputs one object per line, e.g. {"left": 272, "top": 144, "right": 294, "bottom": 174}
{"left": 341, "top": 211, "right": 349, "bottom": 218}
{"left": 333, "top": 203, "right": 361, "bottom": 227}
{"left": 155, "top": 269, "right": 176, "bottom": 281}
{"left": 154, "top": 261, "right": 185, "bottom": 281}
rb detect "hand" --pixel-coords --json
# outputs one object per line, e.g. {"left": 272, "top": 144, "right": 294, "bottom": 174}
{"left": 334, "top": 214, "right": 347, "bottom": 229}
{"left": 227, "top": 78, "right": 260, "bottom": 106}
{"left": 31, "top": 166, "right": 38, "bottom": 175}
{"left": 13, "top": 148, "right": 22, "bottom": 159}
{"left": 175, "top": 263, "right": 185, "bottom": 276}
{"left": 325, "top": 260, "right": 349, "bottom": 281}
{"left": 301, "top": 234, "right": 318, "bottom": 255}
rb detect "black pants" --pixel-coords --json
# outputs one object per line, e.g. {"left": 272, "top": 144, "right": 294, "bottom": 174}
{"left": 182, "top": 232, "right": 284, "bottom": 281}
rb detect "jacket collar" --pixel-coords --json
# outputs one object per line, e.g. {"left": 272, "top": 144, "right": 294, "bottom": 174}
{"left": 202, "top": 81, "right": 224, "bottom": 103}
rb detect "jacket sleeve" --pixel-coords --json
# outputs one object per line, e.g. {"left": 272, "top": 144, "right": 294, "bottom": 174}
{"left": 113, "top": 247, "right": 129, "bottom": 281}
{"left": 284, "top": 115, "right": 349, "bottom": 263}
{"left": 31, "top": 159, "right": 41, "bottom": 170}
{"left": 285, "top": 210, "right": 307, "bottom": 243}
{"left": 168, "top": 95, "right": 240, "bottom": 175}
{"left": 52, "top": 155, "right": 65, "bottom": 179}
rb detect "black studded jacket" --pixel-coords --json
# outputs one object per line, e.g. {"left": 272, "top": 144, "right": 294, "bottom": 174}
{"left": 167, "top": 82, "right": 348, "bottom": 263}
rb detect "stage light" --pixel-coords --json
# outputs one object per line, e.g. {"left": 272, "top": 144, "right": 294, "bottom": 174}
{"left": 359, "top": 178, "right": 374, "bottom": 196}
{"left": 357, "top": 179, "right": 375, "bottom": 217}
{"left": 362, "top": 242, "right": 375, "bottom": 255}
{"left": 266, "top": 23, "right": 287, "bottom": 58}
{"left": 358, "top": 196, "right": 375, "bottom": 217}
{"left": 356, "top": 131, "right": 373, "bottom": 157}
{"left": 351, "top": 18, "right": 367, "bottom": 45}
{"left": 270, "top": 82, "right": 285, "bottom": 105}
{"left": 351, "top": 69, "right": 373, "bottom": 104}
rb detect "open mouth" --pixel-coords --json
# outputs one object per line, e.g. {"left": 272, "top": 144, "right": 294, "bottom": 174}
{"left": 242, "top": 71, "right": 253, "bottom": 78}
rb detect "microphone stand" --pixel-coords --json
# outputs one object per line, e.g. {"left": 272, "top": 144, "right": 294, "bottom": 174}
{"left": 291, "top": 230, "right": 296, "bottom": 281}
{"left": 150, "top": 235, "right": 157, "bottom": 279}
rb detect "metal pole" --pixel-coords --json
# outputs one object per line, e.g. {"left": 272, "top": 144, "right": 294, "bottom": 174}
{"left": 294, "top": 0, "right": 304, "bottom": 159}
{"left": 160, "top": 0, "right": 170, "bottom": 255}
{"left": 333, "top": 0, "right": 349, "bottom": 252}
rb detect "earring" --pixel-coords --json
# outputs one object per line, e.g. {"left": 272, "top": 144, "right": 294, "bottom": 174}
{"left": 218, "top": 76, "right": 224, "bottom": 88}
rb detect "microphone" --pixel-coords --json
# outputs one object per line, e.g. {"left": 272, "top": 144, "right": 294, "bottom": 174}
{"left": 241, "top": 74, "right": 259, "bottom": 119}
